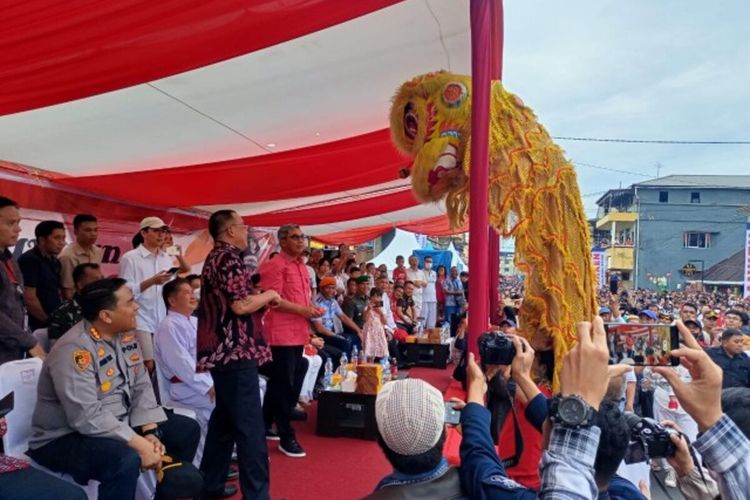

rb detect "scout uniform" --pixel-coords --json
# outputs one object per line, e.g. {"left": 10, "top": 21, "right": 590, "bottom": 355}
{"left": 29, "top": 320, "right": 166, "bottom": 449}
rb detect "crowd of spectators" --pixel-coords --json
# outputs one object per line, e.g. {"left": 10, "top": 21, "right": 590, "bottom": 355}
{"left": 2, "top": 193, "right": 750, "bottom": 499}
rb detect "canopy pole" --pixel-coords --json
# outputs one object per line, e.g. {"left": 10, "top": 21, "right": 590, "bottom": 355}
{"left": 488, "top": 0, "right": 504, "bottom": 326}
{"left": 467, "top": 0, "right": 498, "bottom": 355}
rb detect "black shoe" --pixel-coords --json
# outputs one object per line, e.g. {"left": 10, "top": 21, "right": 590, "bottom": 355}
{"left": 278, "top": 438, "right": 306, "bottom": 458}
{"left": 203, "top": 484, "right": 238, "bottom": 499}
{"left": 226, "top": 466, "right": 239, "bottom": 480}
{"left": 265, "top": 428, "right": 280, "bottom": 441}
{"left": 290, "top": 408, "right": 307, "bottom": 421}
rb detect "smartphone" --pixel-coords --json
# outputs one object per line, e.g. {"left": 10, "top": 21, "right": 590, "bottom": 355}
{"left": 166, "top": 267, "right": 180, "bottom": 275}
{"left": 444, "top": 401, "right": 461, "bottom": 426}
{"left": 609, "top": 275, "right": 620, "bottom": 295}
{"left": 0, "top": 391, "right": 14, "bottom": 418}
{"left": 604, "top": 323, "right": 679, "bottom": 366}
{"left": 374, "top": 301, "right": 384, "bottom": 308}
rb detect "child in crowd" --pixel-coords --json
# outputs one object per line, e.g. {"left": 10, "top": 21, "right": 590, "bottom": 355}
{"left": 362, "top": 288, "right": 389, "bottom": 360}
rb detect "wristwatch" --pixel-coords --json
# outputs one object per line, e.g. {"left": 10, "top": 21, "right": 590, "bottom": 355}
{"left": 140, "top": 427, "right": 163, "bottom": 440}
{"left": 549, "top": 395, "right": 597, "bottom": 428}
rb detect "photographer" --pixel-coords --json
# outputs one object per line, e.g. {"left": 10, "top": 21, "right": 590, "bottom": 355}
{"left": 652, "top": 321, "right": 750, "bottom": 499}
{"left": 459, "top": 319, "right": 612, "bottom": 499}
{"left": 657, "top": 420, "right": 719, "bottom": 499}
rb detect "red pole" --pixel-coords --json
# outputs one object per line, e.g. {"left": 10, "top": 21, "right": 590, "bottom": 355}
{"left": 467, "top": 0, "right": 496, "bottom": 356}
{"left": 488, "top": 0, "right": 503, "bottom": 325}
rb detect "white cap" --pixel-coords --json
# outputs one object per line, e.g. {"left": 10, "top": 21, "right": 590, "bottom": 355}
{"left": 375, "top": 378, "right": 444, "bottom": 455}
{"left": 139, "top": 216, "right": 168, "bottom": 230}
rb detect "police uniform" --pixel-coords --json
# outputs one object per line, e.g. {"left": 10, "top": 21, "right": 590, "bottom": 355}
{"left": 27, "top": 320, "right": 201, "bottom": 500}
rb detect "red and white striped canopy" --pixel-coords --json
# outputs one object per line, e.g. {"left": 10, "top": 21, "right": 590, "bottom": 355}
{"left": 0, "top": 0, "right": 472, "bottom": 241}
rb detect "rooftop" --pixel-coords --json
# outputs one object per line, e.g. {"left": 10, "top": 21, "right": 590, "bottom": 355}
{"left": 692, "top": 250, "right": 745, "bottom": 283}
{"left": 634, "top": 175, "right": 750, "bottom": 189}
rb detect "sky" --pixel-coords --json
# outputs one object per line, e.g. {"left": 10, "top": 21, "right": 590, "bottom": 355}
{"left": 498, "top": 0, "right": 749, "bottom": 217}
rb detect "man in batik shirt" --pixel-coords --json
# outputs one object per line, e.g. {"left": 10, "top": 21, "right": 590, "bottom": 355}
{"left": 196, "top": 210, "right": 280, "bottom": 500}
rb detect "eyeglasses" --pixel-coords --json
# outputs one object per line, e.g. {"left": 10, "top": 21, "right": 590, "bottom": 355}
{"left": 285, "top": 234, "right": 306, "bottom": 241}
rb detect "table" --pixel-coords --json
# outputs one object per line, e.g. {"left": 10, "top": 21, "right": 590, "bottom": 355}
{"left": 398, "top": 342, "right": 449, "bottom": 369}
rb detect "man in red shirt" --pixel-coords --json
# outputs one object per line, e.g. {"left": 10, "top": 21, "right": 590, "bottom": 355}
{"left": 259, "top": 224, "right": 323, "bottom": 458}
{"left": 392, "top": 255, "right": 407, "bottom": 282}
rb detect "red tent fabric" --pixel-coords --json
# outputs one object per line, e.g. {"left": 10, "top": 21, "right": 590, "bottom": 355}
{"left": 57, "top": 129, "right": 408, "bottom": 207}
{"left": 0, "top": 0, "right": 400, "bottom": 116}
{"left": 313, "top": 215, "right": 467, "bottom": 245}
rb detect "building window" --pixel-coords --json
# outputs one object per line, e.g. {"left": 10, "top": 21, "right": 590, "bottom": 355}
{"left": 659, "top": 191, "right": 669, "bottom": 203}
{"left": 683, "top": 232, "right": 710, "bottom": 249}
{"left": 690, "top": 191, "right": 700, "bottom": 203}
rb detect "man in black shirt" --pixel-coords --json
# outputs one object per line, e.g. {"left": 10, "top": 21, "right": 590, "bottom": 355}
{"left": 18, "top": 220, "right": 66, "bottom": 331}
{"left": 706, "top": 328, "right": 750, "bottom": 388}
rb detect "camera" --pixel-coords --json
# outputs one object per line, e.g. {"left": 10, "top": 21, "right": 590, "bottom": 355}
{"left": 623, "top": 413, "right": 679, "bottom": 464}
{"left": 478, "top": 332, "right": 516, "bottom": 365}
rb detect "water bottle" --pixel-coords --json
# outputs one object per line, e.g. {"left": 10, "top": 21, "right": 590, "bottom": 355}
{"left": 339, "top": 353, "right": 349, "bottom": 376}
{"left": 323, "top": 358, "right": 333, "bottom": 389}
{"left": 351, "top": 345, "right": 359, "bottom": 368}
{"left": 382, "top": 357, "right": 391, "bottom": 382}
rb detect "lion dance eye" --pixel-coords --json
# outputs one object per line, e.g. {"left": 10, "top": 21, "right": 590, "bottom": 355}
{"left": 403, "top": 103, "right": 418, "bottom": 140}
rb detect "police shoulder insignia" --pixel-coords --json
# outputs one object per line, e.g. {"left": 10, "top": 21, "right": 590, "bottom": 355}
{"left": 106, "top": 367, "right": 115, "bottom": 377}
{"left": 96, "top": 347, "right": 106, "bottom": 357}
{"left": 130, "top": 353, "right": 141, "bottom": 362}
{"left": 73, "top": 350, "right": 92, "bottom": 371}
{"left": 100, "top": 380, "right": 112, "bottom": 393}
{"left": 122, "top": 334, "right": 135, "bottom": 343}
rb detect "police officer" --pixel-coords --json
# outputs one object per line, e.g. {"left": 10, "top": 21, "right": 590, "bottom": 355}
{"left": 27, "top": 278, "right": 202, "bottom": 500}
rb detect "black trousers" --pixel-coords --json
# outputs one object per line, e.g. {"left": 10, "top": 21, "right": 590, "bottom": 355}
{"left": 0, "top": 466, "right": 88, "bottom": 500}
{"left": 27, "top": 411, "right": 199, "bottom": 500}
{"left": 260, "top": 350, "right": 307, "bottom": 430}
{"left": 201, "top": 365, "right": 269, "bottom": 499}
{"left": 263, "top": 345, "right": 304, "bottom": 441}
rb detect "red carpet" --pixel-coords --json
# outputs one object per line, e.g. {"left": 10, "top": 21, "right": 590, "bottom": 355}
{"left": 226, "top": 366, "right": 456, "bottom": 500}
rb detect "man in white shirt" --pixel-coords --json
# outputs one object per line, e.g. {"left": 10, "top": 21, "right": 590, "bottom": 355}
{"left": 405, "top": 255, "right": 426, "bottom": 321}
{"left": 120, "top": 216, "right": 189, "bottom": 373}
{"left": 155, "top": 277, "right": 214, "bottom": 464}
{"left": 421, "top": 256, "right": 438, "bottom": 328}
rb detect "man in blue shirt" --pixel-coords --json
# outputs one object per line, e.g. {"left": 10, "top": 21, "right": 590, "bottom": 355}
{"left": 312, "top": 276, "right": 361, "bottom": 357}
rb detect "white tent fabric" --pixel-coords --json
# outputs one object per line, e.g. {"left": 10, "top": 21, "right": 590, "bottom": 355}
{"left": 0, "top": 0, "right": 470, "bottom": 177}
{"left": 447, "top": 241, "right": 468, "bottom": 272}
{"left": 370, "top": 229, "right": 420, "bottom": 267}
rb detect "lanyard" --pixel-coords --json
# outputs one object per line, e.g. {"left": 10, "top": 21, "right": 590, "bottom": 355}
{"left": 2, "top": 259, "right": 18, "bottom": 285}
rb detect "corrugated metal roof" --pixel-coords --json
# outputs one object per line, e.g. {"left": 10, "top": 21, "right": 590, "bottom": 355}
{"left": 635, "top": 175, "right": 750, "bottom": 189}
{"left": 693, "top": 250, "right": 745, "bottom": 283}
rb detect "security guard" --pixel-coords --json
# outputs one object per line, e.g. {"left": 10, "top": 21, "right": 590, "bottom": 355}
{"left": 27, "top": 277, "right": 202, "bottom": 500}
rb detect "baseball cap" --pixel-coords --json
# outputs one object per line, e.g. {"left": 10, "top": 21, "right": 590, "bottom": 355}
{"left": 704, "top": 310, "right": 718, "bottom": 319}
{"left": 375, "top": 379, "right": 444, "bottom": 456}
{"left": 140, "top": 216, "right": 168, "bottom": 230}
{"left": 684, "top": 319, "right": 703, "bottom": 330}
{"left": 319, "top": 276, "right": 337, "bottom": 288}
{"left": 598, "top": 306, "right": 611, "bottom": 315}
{"left": 638, "top": 309, "right": 657, "bottom": 321}
{"left": 499, "top": 318, "right": 516, "bottom": 328}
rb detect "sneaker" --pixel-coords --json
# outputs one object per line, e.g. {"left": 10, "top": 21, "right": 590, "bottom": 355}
{"left": 665, "top": 468, "right": 677, "bottom": 488}
{"left": 265, "top": 429, "right": 280, "bottom": 441}
{"left": 278, "top": 438, "right": 306, "bottom": 458}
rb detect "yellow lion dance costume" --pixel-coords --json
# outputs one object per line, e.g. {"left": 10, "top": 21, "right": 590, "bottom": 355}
{"left": 390, "top": 71, "right": 597, "bottom": 385}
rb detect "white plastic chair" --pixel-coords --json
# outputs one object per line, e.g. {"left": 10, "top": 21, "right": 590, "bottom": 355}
{"left": 32, "top": 328, "right": 50, "bottom": 353}
{"left": 0, "top": 358, "right": 157, "bottom": 500}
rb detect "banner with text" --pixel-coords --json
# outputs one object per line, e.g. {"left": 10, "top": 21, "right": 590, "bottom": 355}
{"left": 592, "top": 247, "right": 607, "bottom": 290}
